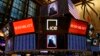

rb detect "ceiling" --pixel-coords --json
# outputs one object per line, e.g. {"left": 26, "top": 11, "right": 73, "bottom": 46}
{"left": 35, "top": 0, "right": 81, "bottom": 5}
{"left": 0, "top": 0, "right": 81, "bottom": 29}
{"left": 71, "top": 0, "right": 81, "bottom": 4}
{"left": 0, "top": 0, "right": 94, "bottom": 29}
{"left": 75, "top": 0, "right": 100, "bottom": 36}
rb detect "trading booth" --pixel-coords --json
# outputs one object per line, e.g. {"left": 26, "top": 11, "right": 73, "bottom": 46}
{"left": 3, "top": 15, "right": 91, "bottom": 56}
{"left": 4, "top": 0, "right": 96, "bottom": 56}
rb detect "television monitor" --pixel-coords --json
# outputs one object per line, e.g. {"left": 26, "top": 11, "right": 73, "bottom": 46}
{"left": 68, "top": 18, "right": 88, "bottom": 35}
{"left": 12, "top": 18, "right": 35, "bottom": 35}
{"left": 48, "top": 1, "right": 58, "bottom": 16}
{"left": 47, "top": 35, "right": 57, "bottom": 48}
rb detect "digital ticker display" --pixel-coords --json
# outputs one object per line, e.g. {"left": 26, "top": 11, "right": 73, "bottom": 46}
{"left": 13, "top": 18, "right": 35, "bottom": 35}
{"left": 69, "top": 18, "right": 88, "bottom": 35}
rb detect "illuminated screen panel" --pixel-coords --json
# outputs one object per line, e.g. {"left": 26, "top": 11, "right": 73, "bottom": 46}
{"left": 48, "top": 1, "right": 58, "bottom": 16}
{"left": 47, "top": 35, "right": 57, "bottom": 48}
{"left": 69, "top": 19, "right": 87, "bottom": 35}
{"left": 13, "top": 18, "right": 35, "bottom": 35}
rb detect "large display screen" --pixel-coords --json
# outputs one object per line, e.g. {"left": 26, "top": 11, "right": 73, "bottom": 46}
{"left": 68, "top": 19, "right": 87, "bottom": 35}
{"left": 48, "top": 1, "right": 58, "bottom": 16}
{"left": 47, "top": 35, "right": 57, "bottom": 48}
{"left": 13, "top": 18, "right": 35, "bottom": 35}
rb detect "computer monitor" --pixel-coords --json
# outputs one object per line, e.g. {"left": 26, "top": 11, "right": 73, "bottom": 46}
{"left": 48, "top": 1, "right": 58, "bottom": 16}
{"left": 47, "top": 35, "right": 57, "bottom": 48}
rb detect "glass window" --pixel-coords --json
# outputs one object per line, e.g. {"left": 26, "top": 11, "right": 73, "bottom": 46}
{"left": 10, "top": 0, "right": 37, "bottom": 20}
{"left": 28, "top": 1, "right": 36, "bottom": 17}
{"left": 0, "top": 0, "right": 11, "bottom": 14}
{"left": 0, "top": 17, "right": 3, "bottom": 23}
{"left": 2, "top": 0, "right": 8, "bottom": 3}
{"left": 21, "top": 0, "right": 25, "bottom": 2}
{"left": 0, "top": 0, "right": 8, "bottom": 13}
{"left": 14, "top": 0, "right": 19, "bottom": 4}
{"left": 13, "top": 2, "right": 18, "bottom": 8}
{"left": 0, "top": 1, "right": 3, "bottom": 5}
{"left": 18, "top": 11, "right": 23, "bottom": 19}
{"left": 11, "top": 0, "right": 26, "bottom": 19}
{"left": 29, "top": 1, "right": 36, "bottom": 8}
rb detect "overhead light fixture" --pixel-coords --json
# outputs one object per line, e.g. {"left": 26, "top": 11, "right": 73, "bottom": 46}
{"left": 0, "top": 32, "right": 4, "bottom": 37}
